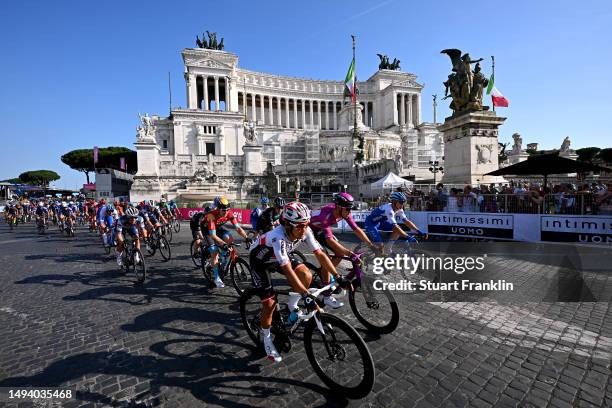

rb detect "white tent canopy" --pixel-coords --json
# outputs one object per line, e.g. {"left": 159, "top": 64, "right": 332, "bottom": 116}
{"left": 370, "top": 172, "right": 413, "bottom": 192}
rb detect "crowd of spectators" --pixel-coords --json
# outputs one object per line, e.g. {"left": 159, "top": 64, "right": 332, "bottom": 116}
{"left": 381, "top": 181, "right": 612, "bottom": 215}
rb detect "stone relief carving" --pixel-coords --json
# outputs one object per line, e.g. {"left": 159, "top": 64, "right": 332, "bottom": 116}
{"left": 475, "top": 144, "right": 494, "bottom": 164}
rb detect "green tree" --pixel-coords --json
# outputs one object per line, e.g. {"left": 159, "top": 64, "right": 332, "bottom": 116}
{"left": 597, "top": 148, "right": 612, "bottom": 164}
{"left": 0, "top": 177, "right": 24, "bottom": 184}
{"left": 576, "top": 147, "right": 601, "bottom": 163}
{"left": 61, "top": 149, "right": 95, "bottom": 183}
{"left": 61, "top": 146, "right": 138, "bottom": 183}
{"left": 18, "top": 170, "right": 60, "bottom": 187}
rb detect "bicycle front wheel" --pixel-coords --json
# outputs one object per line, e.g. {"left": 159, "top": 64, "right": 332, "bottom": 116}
{"left": 131, "top": 249, "right": 146, "bottom": 283}
{"left": 165, "top": 226, "right": 173, "bottom": 243}
{"left": 158, "top": 236, "right": 171, "bottom": 261}
{"left": 190, "top": 239, "right": 202, "bottom": 268}
{"left": 239, "top": 288, "right": 263, "bottom": 347}
{"left": 304, "top": 313, "right": 375, "bottom": 399}
{"left": 173, "top": 219, "right": 181, "bottom": 233}
{"left": 230, "top": 257, "right": 252, "bottom": 295}
{"left": 349, "top": 275, "right": 399, "bottom": 334}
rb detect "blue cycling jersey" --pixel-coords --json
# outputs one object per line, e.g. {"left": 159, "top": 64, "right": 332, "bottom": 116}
{"left": 364, "top": 203, "right": 407, "bottom": 229}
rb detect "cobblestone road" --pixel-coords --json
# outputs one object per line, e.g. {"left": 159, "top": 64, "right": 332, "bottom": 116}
{"left": 0, "top": 222, "right": 610, "bottom": 407}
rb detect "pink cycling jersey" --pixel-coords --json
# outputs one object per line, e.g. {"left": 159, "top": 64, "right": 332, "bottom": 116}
{"left": 310, "top": 203, "right": 358, "bottom": 239}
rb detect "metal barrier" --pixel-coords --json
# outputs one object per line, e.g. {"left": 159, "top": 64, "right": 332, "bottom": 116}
{"left": 401, "top": 193, "right": 603, "bottom": 215}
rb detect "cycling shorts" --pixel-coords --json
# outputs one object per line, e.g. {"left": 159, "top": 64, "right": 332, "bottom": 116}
{"left": 249, "top": 253, "right": 305, "bottom": 301}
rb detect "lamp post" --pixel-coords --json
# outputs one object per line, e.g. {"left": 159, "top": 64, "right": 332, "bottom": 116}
{"left": 429, "top": 160, "right": 444, "bottom": 185}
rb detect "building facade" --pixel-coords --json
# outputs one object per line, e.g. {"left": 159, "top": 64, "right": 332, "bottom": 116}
{"left": 130, "top": 46, "right": 443, "bottom": 202}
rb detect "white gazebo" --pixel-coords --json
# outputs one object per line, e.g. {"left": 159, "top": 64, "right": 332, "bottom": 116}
{"left": 368, "top": 172, "right": 413, "bottom": 196}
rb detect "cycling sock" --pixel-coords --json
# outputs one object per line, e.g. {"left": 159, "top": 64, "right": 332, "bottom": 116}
{"left": 212, "top": 265, "right": 220, "bottom": 279}
{"left": 262, "top": 328, "right": 271, "bottom": 337}
{"left": 288, "top": 294, "right": 301, "bottom": 311}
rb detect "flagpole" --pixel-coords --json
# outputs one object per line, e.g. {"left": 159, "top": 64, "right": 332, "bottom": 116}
{"left": 491, "top": 55, "right": 495, "bottom": 113}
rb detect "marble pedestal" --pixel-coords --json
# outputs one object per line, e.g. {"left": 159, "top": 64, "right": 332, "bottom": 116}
{"left": 243, "top": 144, "right": 263, "bottom": 175}
{"left": 439, "top": 111, "right": 507, "bottom": 185}
{"left": 130, "top": 138, "right": 162, "bottom": 202}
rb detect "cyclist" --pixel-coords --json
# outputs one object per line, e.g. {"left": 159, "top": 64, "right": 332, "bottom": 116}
{"left": 189, "top": 206, "right": 209, "bottom": 255}
{"left": 115, "top": 206, "right": 142, "bottom": 266}
{"left": 310, "top": 192, "right": 377, "bottom": 266}
{"left": 364, "top": 191, "right": 426, "bottom": 254}
{"left": 254, "top": 197, "right": 285, "bottom": 234}
{"left": 96, "top": 199, "right": 108, "bottom": 234}
{"left": 202, "top": 196, "right": 249, "bottom": 288}
{"left": 102, "top": 204, "right": 117, "bottom": 247}
{"left": 249, "top": 201, "right": 344, "bottom": 362}
{"left": 35, "top": 201, "right": 48, "bottom": 228}
{"left": 61, "top": 202, "right": 76, "bottom": 233}
{"left": 250, "top": 197, "right": 269, "bottom": 230}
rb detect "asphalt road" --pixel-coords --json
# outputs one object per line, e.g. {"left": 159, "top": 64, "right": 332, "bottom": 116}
{"left": 0, "top": 221, "right": 610, "bottom": 407}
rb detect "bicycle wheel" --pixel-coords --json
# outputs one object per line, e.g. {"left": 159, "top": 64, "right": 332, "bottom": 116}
{"left": 158, "top": 236, "right": 171, "bottom": 261}
{"left": 239, "top": 288, "right": 263, "bottom": 346}
{"left": 201, "top": 256, "right": 214, "bottom": 286}
{"left": 190, "top": 239, "right": 202, "bottom": 268}
{"left": 349, "top": 275, "right": 399, "bottom": 334}
{"left": 291, "top": 250, "right": 307, "bottom": 264}
{"left": 131, "top": 248, "right": 146, "bottom": 283}
{"left": 165, "top": 226, "right": 173, "bottom": 243}
{"left": 304, "top": 313, "right": 375, "bottom": 399}
{"left": 173, "top": 219, "right": 181, "bottom": 233}
{"left": 145, "top": 236, "right": 157, "bottom": 257}
{"left": 230, "top": 257, "right": 252, "bottom": 295}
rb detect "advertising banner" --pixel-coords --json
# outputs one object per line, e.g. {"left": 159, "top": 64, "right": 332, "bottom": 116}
{"left": 541, "top": 215, "right": 612, "bottom": 244}
{"left": 427, "top": 212, "right": 514, "bottom": 239}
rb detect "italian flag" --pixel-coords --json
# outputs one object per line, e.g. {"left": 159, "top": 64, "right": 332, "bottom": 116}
{"left": 344, "top": 58, "right": 356, "bottom": 102}
{"left": 486, "top": 74, "right": 509, "bottom": 107}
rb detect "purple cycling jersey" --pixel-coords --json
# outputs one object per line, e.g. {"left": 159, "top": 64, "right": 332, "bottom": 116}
{"left": 310, "top": 203, "right": 358, "bottom": 239}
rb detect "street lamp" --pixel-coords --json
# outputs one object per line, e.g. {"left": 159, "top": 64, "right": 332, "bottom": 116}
{"left": 429, "top": 160, "right": 444, "bottom": 185}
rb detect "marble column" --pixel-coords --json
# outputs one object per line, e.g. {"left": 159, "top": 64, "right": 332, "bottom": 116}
{"left": 416, "top": 94, "right": 421, "bottom": 126}
{"left": 214, "top": 76, "right": 220, "bottom": 111}
{"left": 225, "top": 77, "right": 231, "bottom": 112}
{"left": 325, "top": 101, "right": 329, "bottom": 130}
{"left": 309, "top": 100, "right": 314, "bottom": 129}
{"left": 251, "top": 94, "right": 256, "bottom": 121}
{"left": 277, "top": 97, "right": 282, "bottom": 126}
{"left": 400, "top": 93, "right": 406, "bottom": 125}
{"left": 187, "top": 74, "right": 196, "bottom": 109}
{"left": 301, "top": 100, "right": 306, "bottom": 129}
{"left": 202, "top": 75, "right": 210, "bottom": 110}
{"left": 242, "top": 92, "right": 247, "bottom": 116}
{"left": 268, "top": 96, "right": 274, "bottom": 125}
{"left": 260, "top": 95, "right": 265, "bottom": 124}
{"left": 317, "top": 101, "right": 322, "bottom": 130}
{"left": 365, "top": 101, "right": 369, "bottom": 127}
{"left": 393, "top": 92, "right": 398, "bottom": 125}
{"left": 333, "top": 102, "right": 338, "bottom": 130}
{"left": 285, "top": 98, "right": 290, "bottom": 128}
{"left": 293, "top": 99, "right": 298, "bottom": 129}
{"left": 408, "top": 94, "right": 413, "bottom": 127}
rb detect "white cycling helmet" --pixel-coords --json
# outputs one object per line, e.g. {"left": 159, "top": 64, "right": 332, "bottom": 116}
{"left": 38, "top": 202, "right": 44, "bottom": 207}
{"left": 125, "top": 207, "right": 138, "bottom": 217}
{"left": 281, "top": 202, "right": 311, "bottom": 226}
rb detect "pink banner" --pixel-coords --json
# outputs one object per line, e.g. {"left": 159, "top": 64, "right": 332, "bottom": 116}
{"left": 178, "top": 208, "right": 252, "bottom": 226}
{"left": 120, "top": 157, "right": 126, "bottom": 170}
{"left": 83, "top": 183, "right": 96, "bottom": 191}
{"left": 93, "top": 146, "right": 99, "bottom": 164}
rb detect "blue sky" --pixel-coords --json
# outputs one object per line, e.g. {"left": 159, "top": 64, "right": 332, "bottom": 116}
{"left": 1, "top": 0, "right": 611, "bottom": 189}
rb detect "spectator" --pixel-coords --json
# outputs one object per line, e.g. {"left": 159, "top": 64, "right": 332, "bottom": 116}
{"left": 435, "top": 183, "right": 448, "bottom": 211}
{"left": 445, "top": 188, "right": 460, "bottom": 212}
{"left": 596, "top": 184, "right": 612, "bottom": 215}
{"left": 462, "top": 185, "right": 478, "bottom": 213}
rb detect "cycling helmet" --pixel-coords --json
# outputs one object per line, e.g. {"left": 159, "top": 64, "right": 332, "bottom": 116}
{"left": 106, "top": 204, "right": 115, "bottom": 213}
{"left": 214, "top": 196, "right": 230, "bottom": 210}
{"left": 69, "top": 201, "right": 74, "bottom": 205}
{"left": 38, "top": 202, "right": 44, "bottom": 207}
{"left": 260, "top": 197, "right": 269, "bottom": 205}
{"left": 390, "top": 191, "right": 406, "bottom": 203}
{"left": 62, "top": 202, "right": 68, "bottom": 207}
{"left": 281, "top": 202, "right": 311, "bottom": 226}
{"left": 125, "top": 207, "right": 138, "bottom": 217}
{"left": 333, "top": 192, "right": 355, "bottom": 209}
{"left": 273, "top": 197, "right": 286, "bottom": 208}
{"left": 160, "top": 198, "right": 167, "bottom": 203}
